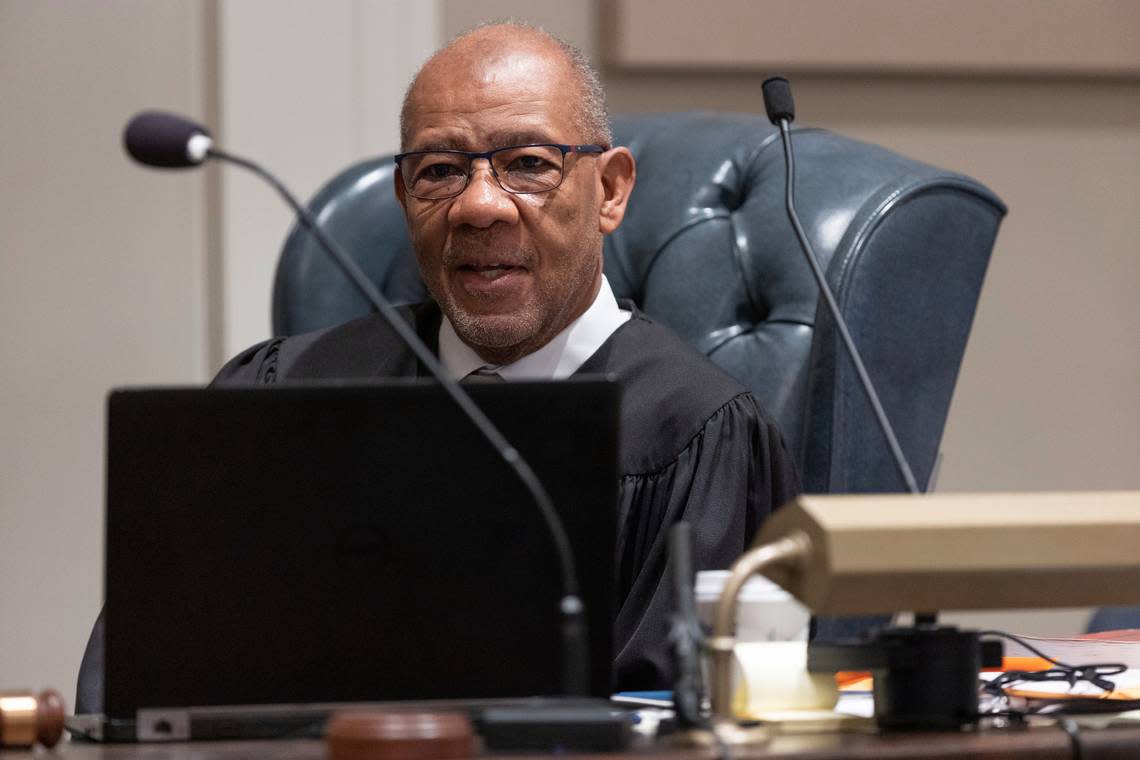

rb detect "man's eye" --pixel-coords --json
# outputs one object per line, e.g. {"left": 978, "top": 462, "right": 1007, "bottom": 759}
{"left": 418, "top": 162, "right": 465, "bottom": 182}
{"left": 506, "top": 153, "right": 555, "bottom": 173}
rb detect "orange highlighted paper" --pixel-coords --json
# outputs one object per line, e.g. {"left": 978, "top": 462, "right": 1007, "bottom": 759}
{"left": 835, "top": 658, "right": 1049, "bottom": 692}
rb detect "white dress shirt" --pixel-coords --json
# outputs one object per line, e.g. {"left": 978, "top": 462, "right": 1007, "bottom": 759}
{"left": 438, "top": 276, "right": 632, "bottom": 380}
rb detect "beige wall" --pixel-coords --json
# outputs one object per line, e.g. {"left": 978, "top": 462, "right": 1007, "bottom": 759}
{"left": 216, "top": 0, "right": 439, "bottom": 360}
{"left": 606, "top": 0, "right": 1140, "bottom": 76}
{"left": 1, "top": 0, "right": 212, "bottom": 702}
{"left": 0, "top": 0, "right": 440, "bottom": 706}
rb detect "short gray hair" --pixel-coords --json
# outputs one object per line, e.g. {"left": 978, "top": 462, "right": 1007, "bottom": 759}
{"left": 399, "top": 21, "right": 612, "bottom": 150}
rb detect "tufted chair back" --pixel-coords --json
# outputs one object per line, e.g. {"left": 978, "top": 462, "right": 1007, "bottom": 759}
{"left": 274, "top": 112, "right": 1006, "bottom": 494}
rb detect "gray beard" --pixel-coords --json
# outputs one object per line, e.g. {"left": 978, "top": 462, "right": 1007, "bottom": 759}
{"left": 445, "top": 300, "right": 544, "bottom": 350}
{"left": 425, "top": 227, "right": 603, "bottom": 361}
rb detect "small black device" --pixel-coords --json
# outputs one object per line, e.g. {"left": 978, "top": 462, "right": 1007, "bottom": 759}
{"left": 809, "top": 625, "right": 1004, "bottom": 730}
{"left": 478, "top": 706, "right": 633, "bottom": 751}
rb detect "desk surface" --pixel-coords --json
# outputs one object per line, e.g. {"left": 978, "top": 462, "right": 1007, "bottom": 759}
{"left": 20, "top": 726, "right": 1140, "bottom": 759}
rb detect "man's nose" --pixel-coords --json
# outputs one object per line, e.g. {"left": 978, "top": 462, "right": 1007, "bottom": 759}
{"left": 447, "top": 160, "right": 519, "bottom": 228}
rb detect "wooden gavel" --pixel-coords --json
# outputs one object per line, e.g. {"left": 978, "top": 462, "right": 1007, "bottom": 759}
{"left": 0, "top": 689, "right": 64, "bottom": 748}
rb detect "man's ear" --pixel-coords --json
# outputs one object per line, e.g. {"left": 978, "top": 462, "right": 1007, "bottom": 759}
{"left": 596, "top": 147, "right": 636, "bottom": 235}
{"left": 394, "top": 167, "right": 408, "bottom": 212}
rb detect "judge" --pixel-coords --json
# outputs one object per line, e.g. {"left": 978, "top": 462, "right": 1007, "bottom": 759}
{"left": 77, "top": 23, "right": 798, "bottom": 707}
{"left": 218, "top": 23, "right": 801, "bottom": 688}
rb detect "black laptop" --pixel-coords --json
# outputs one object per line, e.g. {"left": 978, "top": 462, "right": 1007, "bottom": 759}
{"left": 82, "top": 379, "right": 619, "bottom": 741}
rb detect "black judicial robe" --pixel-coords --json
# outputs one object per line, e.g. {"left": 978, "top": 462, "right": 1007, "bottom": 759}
{"left": 76, "top": 301, "right": 799, "bottom": 711}
{"left": 213, "top": 302, "right": 800, "bottom": 690}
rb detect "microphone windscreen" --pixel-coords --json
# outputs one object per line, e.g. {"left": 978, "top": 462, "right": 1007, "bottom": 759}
{"left": 123, "top": 111, "right": 211, "bottom": 168}
{"left": 762, "top": 76, "right": 795, "bottom": 125}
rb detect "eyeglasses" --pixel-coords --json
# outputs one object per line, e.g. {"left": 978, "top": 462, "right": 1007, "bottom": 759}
{"left": 394, "top": 143, "right": 607, "bottom": 200}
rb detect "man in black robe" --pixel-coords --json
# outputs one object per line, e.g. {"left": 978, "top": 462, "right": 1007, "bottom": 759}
{"left": 213, "top": 23, "right": 799, "bottom": 690}
{"left": 77, "top": 23, "right": 797, "bottom": 709}
{"left": 213, "top": 299, "right": 796, "bottom": 690}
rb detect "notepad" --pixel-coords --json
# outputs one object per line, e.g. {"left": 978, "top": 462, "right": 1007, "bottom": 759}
{"left": 1001, "top": 630, "right": 1140, "bottom": 669}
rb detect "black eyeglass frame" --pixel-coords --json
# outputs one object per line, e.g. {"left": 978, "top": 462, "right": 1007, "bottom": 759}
{"left": 393, "top": 143, "right": 608, "bottom": 200}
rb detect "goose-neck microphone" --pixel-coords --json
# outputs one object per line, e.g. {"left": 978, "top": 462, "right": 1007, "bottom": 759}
{"left": 761, "top": 77, "right": 920, "bottom": 495}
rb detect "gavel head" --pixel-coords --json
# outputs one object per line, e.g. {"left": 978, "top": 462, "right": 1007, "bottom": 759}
{"left": 0, "top": 689, "right": 65, "bottom": 748}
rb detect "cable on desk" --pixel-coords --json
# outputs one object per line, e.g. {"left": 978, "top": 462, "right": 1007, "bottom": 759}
{"left": 1058, "top": 716, "right": 1085, "bottom": 760}
{"left": 711, "top": 731, "right": 733, "bottom": 760}
{"left": 977, "top": 630, "right": 1126, "bottom": 700}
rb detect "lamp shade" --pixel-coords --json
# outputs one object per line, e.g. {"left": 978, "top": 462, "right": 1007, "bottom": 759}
{"left": 756, "top": 491, "right": 1140, "bottom": 614}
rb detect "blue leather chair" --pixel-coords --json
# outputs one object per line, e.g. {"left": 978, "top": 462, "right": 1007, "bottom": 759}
{"left": 275, "top": 112, "right": 1006, "bottom": 494}
{"left": 1087, "top": 607, "right": 1140, "bottom": 633}
{"left": 76, "top": 113, "right": 1006, "bottom": 714}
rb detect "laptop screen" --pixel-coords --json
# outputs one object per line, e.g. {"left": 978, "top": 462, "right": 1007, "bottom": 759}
{"left": 104, "top": 380, "right": 618, "bottom": 718}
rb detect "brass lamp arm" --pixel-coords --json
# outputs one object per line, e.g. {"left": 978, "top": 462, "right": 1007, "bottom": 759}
{"left": 709, "top": 532, "right": 812, "bottom": 724}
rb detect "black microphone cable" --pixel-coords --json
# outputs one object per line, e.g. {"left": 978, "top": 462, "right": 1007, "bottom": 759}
{"left": 123, "top": 113, "right": 590, "bottom": 696}
{"left": 974, "top": 629, "right": 1132, "bottom": 760}
{"left": 667, "top": 522, "right": 706, "bottom": 729}
{"left": 667, "top": 522, "right": 732, "bottom": 760}
{"left": 977, "top": 629, "right": 1126, "bottom": 700}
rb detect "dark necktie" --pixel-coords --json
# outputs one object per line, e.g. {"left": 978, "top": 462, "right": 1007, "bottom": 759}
{"left": 461, "top": 368, "right": 505, "bottom": 383}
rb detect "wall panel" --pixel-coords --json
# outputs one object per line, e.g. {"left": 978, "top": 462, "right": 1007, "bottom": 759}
{"left": 607, "top": 0, "right": 1140, "bottom": 77}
